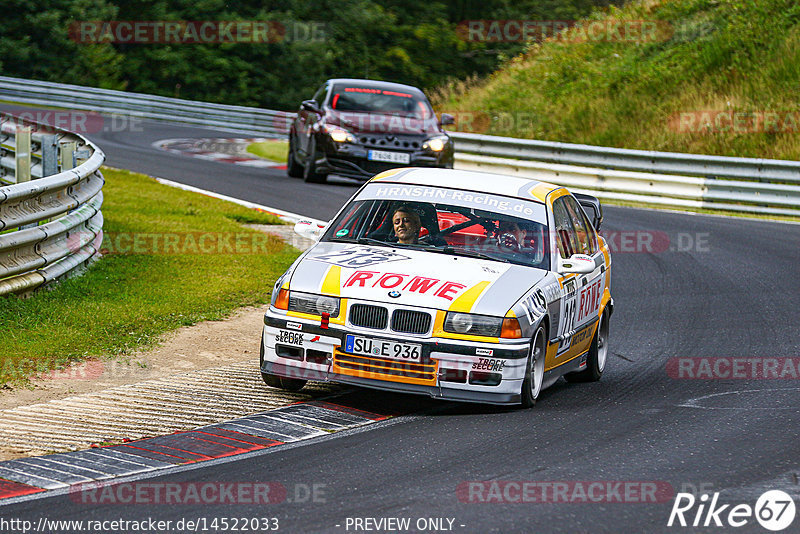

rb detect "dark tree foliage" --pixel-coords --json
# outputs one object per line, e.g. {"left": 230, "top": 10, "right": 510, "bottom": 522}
{"left": 0, "top": 0, "right": 618, "bottom": 109}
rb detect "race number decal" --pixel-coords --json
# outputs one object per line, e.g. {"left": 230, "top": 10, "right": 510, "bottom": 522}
{"left": 557, "top": 297, "right": 576, "bottom": 356}
{"left": 311, "top": 246, "right": 410, "bottom": 268}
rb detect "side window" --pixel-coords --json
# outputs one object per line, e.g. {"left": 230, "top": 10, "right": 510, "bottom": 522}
{"left": 563, "top": 196, "right": 597, "bottom": 255}
{"left": 552, "top": 199, "right": 579, "bottom": 259}
{"left": 313, "top": 84, "right": 328, "bottom": 107}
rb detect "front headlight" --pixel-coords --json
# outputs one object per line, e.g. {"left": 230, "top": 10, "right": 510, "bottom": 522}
{"left": 444, "top": 312, "right": 522, "bottom": 338}
{"left": 324, "top": 125, "right": 356, "bottom": 143}
{"left": 288, "top": 291, "right": 341, "bottom": 317}
{"left": 422, "top": 136, "right": 448, "bottom": 152}
{"left": 445, "top": 312, "right": 502, "bottom": 337}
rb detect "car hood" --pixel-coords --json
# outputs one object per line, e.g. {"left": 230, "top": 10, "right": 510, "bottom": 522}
{"left": 288, "top": 242, "right": 548, "bottom": 317}
{"left": 326, "top": 110, "right": 441, "bottom": 136}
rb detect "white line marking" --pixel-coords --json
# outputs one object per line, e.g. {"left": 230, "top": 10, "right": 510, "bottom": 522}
{"left": 678, "top": 387, "right": 800, "bottom": 410}
{"left": 152, "top": 176, "right": 326, "bottom": 226}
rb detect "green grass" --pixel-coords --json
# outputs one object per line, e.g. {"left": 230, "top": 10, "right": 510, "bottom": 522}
{"left": 246, "top": 140, "right": 289, "bottom": 163}
{"left": 0, "top": 167, "right": 297, "bottom": 385}
{"left": 432, "top": 0, "right": 800, "bottom": 161}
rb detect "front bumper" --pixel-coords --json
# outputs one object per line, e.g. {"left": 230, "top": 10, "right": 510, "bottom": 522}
{"left": 314, "top": 139, "right": 454, "bottom": 181}
{"left": 261, "top": 311, "right": 529, "bottom": 405}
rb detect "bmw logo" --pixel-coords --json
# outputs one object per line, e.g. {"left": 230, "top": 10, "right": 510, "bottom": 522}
{"left": 388, "top": 291, "right": 401, "bottom": 298}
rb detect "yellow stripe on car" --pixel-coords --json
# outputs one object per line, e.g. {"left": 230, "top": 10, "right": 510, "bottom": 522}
{"left": 321, "top": 265, "right": 341, "bottom": 296}
{"left": 448, "top": 281, "right": 491, "bottom": 313}
{"left": 527, "top": 182, "right": 558, "bottom": 202}
{"left": 371, "top": 168, "right": 406, "bottom": 181}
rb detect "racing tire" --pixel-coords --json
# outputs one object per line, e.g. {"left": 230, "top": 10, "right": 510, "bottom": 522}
{"left": 303, "top": 141, "right": 328, "bottom": 184}
{"left": 520, "top": 325, "right": 546, "bottom": 408}
{"left": 286, "top": 136, "right": 304, "bottom": 178}
{"left": 564, "top": 309, "right": 609, "bottom": 383}
{"left": 259, "top": 331, "right": 308, "bottom": 391}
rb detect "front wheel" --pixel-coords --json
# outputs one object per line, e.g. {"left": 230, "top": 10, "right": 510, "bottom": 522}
{"left": 565, "top": 309, "right": 609, "bottom": 383}
{"left": 262, "top": 373, "right": 307, "bottom": 392}
{"left": 520, "top": 325, "right": 546, "bottom": 408}
{"left": 303, "top": 141, "right": 328, "bottom": 183}
{"left": 286, "top": 136, "right": 303, "bottom": 178}
{"left": 259, "top": 331, "right": 307, "bottom": 392}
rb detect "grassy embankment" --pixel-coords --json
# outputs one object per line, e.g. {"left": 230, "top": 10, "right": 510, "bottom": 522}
{"left": 247, "top": 140, "right": 288, "bottom": 163}
{"left": 0, "top": 167, "right": 296, "bottom": 385}
{"left": 433, "top": 0, "right": 800, "bottom": 160}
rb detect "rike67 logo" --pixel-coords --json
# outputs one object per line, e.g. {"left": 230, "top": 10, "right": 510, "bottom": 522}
{"left": 668, "top": 490, "right": 796, "bottom": 531}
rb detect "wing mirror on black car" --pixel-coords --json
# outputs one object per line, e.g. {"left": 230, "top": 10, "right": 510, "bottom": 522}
{"left": 301, "top": 100, "right": 322, "bottom": 113}
{"left": 440, "top": 113, "right": 455, "bottom": 126}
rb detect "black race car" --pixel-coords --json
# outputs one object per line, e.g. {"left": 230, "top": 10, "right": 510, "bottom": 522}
{"left": 287, "top": 78, "right": 455, "bottom": 183}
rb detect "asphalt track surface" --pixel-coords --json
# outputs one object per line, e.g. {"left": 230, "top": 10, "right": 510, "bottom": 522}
{"left": 2, "top": 112, "right": 800, "bottom": 533}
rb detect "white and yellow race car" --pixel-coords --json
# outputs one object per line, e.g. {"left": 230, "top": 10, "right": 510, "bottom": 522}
{"left": 260, "top": 168, "right": 613, "bottom": 407}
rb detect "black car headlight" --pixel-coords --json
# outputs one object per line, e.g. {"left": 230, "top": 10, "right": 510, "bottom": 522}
{"left": 422, "top": 135, "right": 449, "bottom": 152}
{"left": 323, "top": 125, "right": 356, "bottom": 143}
{"left": 288, "top": 291, "right": 341, "bottom": 317}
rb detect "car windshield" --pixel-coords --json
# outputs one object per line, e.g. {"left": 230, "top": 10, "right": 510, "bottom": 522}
{"left": 328, "top": 84, "right": 433, "bottom": 120}
{"left": 321, "top": 184, "right": 551, "bottom": 269}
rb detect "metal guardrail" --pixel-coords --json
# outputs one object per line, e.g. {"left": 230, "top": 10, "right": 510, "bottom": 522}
{"left": 1, "top": 75, "right": 798, "bottom": 217}
{"left": 0, "top": 75, "right": 293, "bottom": 138}
{"left": 0, "top": 113, "right": 105, "bottom": 296}
{"left": 450, "top": 133, "right": 800, "bottom": 218}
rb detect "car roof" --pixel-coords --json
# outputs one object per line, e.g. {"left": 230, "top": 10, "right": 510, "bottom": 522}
{"left": 325, "top": 78, "right": 426, "bottom": 96}
{"left": 369, "top": 168, "right": 565, "bottom": 204}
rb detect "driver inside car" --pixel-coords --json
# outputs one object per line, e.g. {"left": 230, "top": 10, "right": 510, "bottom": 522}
{"left": 496, "top": 220, "right": 527, "bottom": 251}
{"left": 392, "top": 206, "right": 422, "bottom": 244}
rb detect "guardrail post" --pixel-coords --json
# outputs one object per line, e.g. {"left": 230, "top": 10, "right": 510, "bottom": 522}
{"left": 15, "top": 127, "right": 31, "bottom": 183}
{"left": 60, "top": 141, "right": 76, "bottom": 171}
{"left": 41, "top": 134, "right": 58, "bottom": 177}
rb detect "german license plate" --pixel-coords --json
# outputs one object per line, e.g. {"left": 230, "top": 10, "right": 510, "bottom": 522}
{"left": 344, "top": 335, "right": 421, "bottom": 362}
{"left": 367, "top": 150, "right": 410, "bottom": 164}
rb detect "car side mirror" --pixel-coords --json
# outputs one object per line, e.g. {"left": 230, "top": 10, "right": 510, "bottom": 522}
{"left": 572, "top": 192, "right": 603, "bottom": 230}
{"left": 301, "top": 100, "right": 322, "bottom": 114}
{"left": 439, "top": 113, "right": 455, "bottom": 126}
{"left": 294, "top": 219, "right": 326, "bottom": 241}
{"left": 557, "top": 254, "right": 596, "bottom": 274}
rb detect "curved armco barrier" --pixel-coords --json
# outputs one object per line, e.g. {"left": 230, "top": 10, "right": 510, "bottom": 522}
{"left": 0, "top": 114, "right": 105, "bottom": 296}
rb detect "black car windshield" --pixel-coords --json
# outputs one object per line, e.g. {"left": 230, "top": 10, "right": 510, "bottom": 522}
{"left": 328, "top": 84, "right": 433, "bottom": 120}
{"left": 321, "top": 185, "right": 551, "bottom": 270}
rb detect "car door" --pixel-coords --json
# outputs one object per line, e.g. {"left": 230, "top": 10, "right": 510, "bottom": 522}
{"left": 551, "top": 195, "right": 605, "bottom": 363}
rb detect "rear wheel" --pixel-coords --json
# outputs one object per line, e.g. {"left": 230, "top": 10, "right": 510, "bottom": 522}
{"left": 303, "top": 141, "right": 327, "bottom": 183}
{"left": 259, "top": 331, "right": 307, "bottom": 392}
{"left": 286, "top": 136, "right": 303, "bottom": 178}
{"left": 520, "top": 326, "right": 546, "bottom": 408}
{"left": 565, "top": 309, "right": 609, "bottom": 383}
